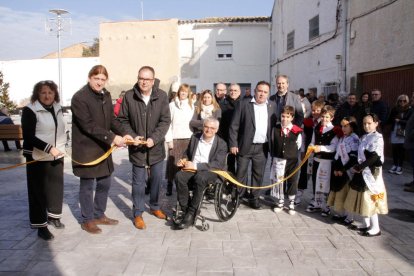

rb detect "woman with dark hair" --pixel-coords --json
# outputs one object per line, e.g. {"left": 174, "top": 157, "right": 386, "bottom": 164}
{"left": 356, "top": 92, "right": 372, "bottom": 134}
{"left": 71, "top": 65, "right": 126, "bottom": 234}
{"left": 21, "top": 80, "right": 66, "bottom": 240}
{"left": 190, "top": 89, "right": 221, "bottom": 133}
{"left": 387, "top": 94, "right": 412, "bottom": 175}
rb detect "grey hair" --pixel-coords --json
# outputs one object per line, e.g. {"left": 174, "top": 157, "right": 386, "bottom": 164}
{"left": 203, "top": 117, "right": 220, "bottom": 128}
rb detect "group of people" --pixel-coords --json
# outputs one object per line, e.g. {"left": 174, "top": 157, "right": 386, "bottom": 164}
{"left": 19, "top": 63, "right": 412, "bottom": 240}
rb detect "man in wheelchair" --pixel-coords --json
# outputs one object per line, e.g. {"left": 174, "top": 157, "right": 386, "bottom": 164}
{"left": 174, "top": 117, "right": 228, "bottom": 229}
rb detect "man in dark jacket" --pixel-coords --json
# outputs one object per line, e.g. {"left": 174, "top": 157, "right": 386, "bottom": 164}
{"left": 72, "top": 65, "right": 126, "bottom": 234}
{"left": 117, "top": 66, "right": 171, "bottom": 230}
{"left": 218, "top": 83, "right": 241, "bottom": 174}
{"left": 269, "top": 75, "right": 304, "bottom": 126}
{"left": 333, "top": 93, "right": 361, "bottom": 125}
{"left": 371, "top": 89, "right": 389, "bottom": 126}
{"left": 229, "top": 81, "right": 274, "bottom": 209}
{"left": 174, "top": 117, "right": 227, "bottom": 229}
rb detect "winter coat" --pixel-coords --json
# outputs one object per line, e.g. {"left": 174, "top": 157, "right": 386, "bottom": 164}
{"left": 71, "top": 84, "right": 123, "bottom": 178}
{"left": 117, "top": 83, "right": 171, "bottom": 166}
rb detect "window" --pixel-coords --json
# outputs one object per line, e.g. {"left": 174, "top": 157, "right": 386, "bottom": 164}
{"left": 309, "top": 15, "right": 319, "bottom": 40}
{"left": 180, "top": 38, "right": 194, "bottom": 58}
{"left": 287, "top": 31, "right": 295, "bottom": 51}
{"left": 216, "top": 41, "right": 233, "bottom": 59}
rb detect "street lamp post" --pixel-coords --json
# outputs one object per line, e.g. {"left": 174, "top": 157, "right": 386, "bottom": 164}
{"left": 49, "top": 9, "right": 69, "bottom": 105}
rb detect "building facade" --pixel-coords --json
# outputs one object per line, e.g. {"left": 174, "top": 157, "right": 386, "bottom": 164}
{"left": 270, "top": 0, "right": 414, "bottom": 103}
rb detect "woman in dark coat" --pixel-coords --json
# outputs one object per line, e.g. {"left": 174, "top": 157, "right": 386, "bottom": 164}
{"left": 386, "top": 94, "right": 413, "bottom": 175}
{"left": 71, "top": 65, "right": 126, "bottom": 234}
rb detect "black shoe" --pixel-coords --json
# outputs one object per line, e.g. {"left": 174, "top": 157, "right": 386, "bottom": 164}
{"left": 358, "top": 230, "right": 381, "bottom": 237}
{"left": 404, "top": 181, "right": 414, "bottom": 187}
{"left": 332, "top": 215, "right": 346, "bottom": 221}
{"left": 176, "top": 212, "right": 195, "bottom": 230}
{"left": 348, "top": 224, "right": 370, "bottom": 232}
{"left": 48, "top": 218, "right": 65, "bottom": 229}
{"left": 249, "top": 199, "right": 261, "bottom": 210}
{"left": 38, "top": 227, "right": 54, "bottom": 241}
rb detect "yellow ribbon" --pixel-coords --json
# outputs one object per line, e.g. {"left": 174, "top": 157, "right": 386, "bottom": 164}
{"left": 211, "top": 146, "right": 315, "bottom": 190}
{"left": 0, "top": 156, "right": 48, "bottom": 171}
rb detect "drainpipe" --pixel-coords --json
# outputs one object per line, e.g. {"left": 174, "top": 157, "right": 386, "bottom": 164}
{"left": 341, "top": 0, "right": 348, "bottom": 93}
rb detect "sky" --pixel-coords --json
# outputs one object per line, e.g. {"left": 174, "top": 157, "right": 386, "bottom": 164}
{"left": 0, "top": 0, "right": 274, "bottom": 61}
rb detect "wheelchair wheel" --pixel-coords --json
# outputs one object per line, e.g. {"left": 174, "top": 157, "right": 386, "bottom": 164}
{"left": 214, "top": 179, "right": 239, "bottom": 221}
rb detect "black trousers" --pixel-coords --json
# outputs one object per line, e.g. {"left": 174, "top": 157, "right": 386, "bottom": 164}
{"left": 297, "top": 159, "right": 309, "bottom": 190}
{"left": 236, "top": 144, "right": 267, "bottom": 200}
{"left": 284, "top": 159, "right": 300, "bottom": 197}
{"left": 175, "top": 170, "right": 218, "bottom": 214}
{"left": 2, "top": 140, "right": 21, "bottom": 151}
{"left": 392, "top": 143, "right": 405, "bottom": 167}
{"left": 26, "top": 158, "right": 64, "bottom": 228}
{"left": 79, "top": 176, "right": 111, "bottom": 223}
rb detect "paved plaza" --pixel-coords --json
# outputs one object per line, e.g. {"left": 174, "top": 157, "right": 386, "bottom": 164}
{"left": 1, "top": 146, "right": 414, "bottom": 275}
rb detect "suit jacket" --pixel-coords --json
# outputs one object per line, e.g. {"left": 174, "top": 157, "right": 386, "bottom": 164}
{"left": 228, "top": 98, "right": 274, "bottom": 156}
{"left": 269, "top": 91, "right": 304, "bottom": 126}
{"left": 184, "top": 133, "right": 228, "bottom": 171}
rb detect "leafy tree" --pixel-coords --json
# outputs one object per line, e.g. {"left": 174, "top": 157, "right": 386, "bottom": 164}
{"left": 82, "top": 38, "right": 100, "bottom": 57}
{"left": 0, "top": 71, "right": 17, "bottom": 112}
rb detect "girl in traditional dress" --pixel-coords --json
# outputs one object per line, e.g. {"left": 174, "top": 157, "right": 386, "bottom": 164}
{"left": 328, "top": 117, "right": 359, "bottom": 225}
{"left": 345, "top": 113, "right": 388, "bottom": 237}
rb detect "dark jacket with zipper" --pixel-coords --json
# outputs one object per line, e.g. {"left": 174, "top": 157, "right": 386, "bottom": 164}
{"left": 117, "top": 83, "right": 171, "bottom": 167}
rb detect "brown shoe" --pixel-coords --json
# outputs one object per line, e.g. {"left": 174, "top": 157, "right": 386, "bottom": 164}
{"left": 94, "top": 215, "right": 119, "bottom": 225}
{"left": 151, "top": 209, "right": 167, "bottom": 220}
{"left": 134, "top": 216, "right": 146, "bottom": 229}
{"left": 81, "top": 221, "right": 102, "bottom": 234}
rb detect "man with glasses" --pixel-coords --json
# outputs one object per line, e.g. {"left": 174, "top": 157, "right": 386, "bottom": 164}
{"left": 370, "top": 89, "right": 389, "bottom": 125}
{"left": 174, "top": 117, "right": 227, "bottom": 229}
{"left": 215, "top": 82, "right": 227, "bottom": 103}
{"left": 117, "top": 66, "right": 171, "bottom": 230}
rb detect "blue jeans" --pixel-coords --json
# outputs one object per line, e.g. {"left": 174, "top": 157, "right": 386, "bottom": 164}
{"left": 79, "top": 176, "right": 111, "bottom": 223}
{"left": 132, "top": 161, "right": 163, "bottom": 217}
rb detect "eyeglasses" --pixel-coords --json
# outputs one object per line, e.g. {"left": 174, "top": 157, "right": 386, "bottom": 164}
{"left": 138, "top": 78, "right": 154, "bottom": 83}
{"left": 371, "top": 94, "right": 380, "bottom": 96}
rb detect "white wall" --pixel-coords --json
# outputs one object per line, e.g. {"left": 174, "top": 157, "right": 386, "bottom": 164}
{"left": 0, "top": 57, "right": 99, "bottom": 106}
{"left": 270, "top": 0, "right": 344, "bottom": 94}
{"left": 179, "top": 22, "right": 271, "bottom": 92}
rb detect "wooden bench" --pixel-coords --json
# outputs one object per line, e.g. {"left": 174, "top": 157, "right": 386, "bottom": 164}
{"left": 0, "top": 125, "right": 23, "bottom": 141}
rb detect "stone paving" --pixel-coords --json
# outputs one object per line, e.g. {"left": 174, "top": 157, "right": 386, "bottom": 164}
{"left": 1, "top": 145, "right": 414, "bottom": 275}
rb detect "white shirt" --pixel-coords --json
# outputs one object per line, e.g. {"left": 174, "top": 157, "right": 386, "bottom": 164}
{"left": 141, "top": 89, "right": 152, "bottom": 105}
{"left": 251, "top": 97, "right": 268, "bottom": 143}
{"left": 193, "top": 135, "right": 215, "bottom": 169}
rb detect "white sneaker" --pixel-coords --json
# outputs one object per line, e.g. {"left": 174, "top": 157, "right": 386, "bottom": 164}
{"left": 395, "top": 167, "right": 403, "bottom": 175}
{"left": 288, "top": 203, "right": 296, "bottom": 215}
{"left": 294, "top": 190, "right": 303, "bottom": 205}
{"left": 273, "top": 201, "right": 284, "bottom": 213}
{"left": 388, "top": 165, "right": 397, "bottom": 174}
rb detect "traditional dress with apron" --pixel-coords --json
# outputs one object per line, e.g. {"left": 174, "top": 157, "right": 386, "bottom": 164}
{"left": 344, "top": 131, "right": 388, "bottom": 216}
{"left": 311, "top": 123, "right": 341, "bottom": 211}
{"left": 327, "top": 133, "right": 359, "bottom": 212}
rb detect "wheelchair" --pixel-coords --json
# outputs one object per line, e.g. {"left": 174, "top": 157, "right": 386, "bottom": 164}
{"left": 172, "top": 176, "right": 240, "bottom": 231}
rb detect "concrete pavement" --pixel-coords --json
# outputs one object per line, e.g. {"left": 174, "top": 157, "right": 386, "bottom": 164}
{"left": 1, "top": 145, "right": 414, "bottom": 275}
